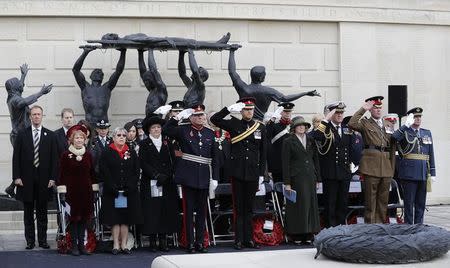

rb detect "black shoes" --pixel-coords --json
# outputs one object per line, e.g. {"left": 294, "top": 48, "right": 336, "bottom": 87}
{"left": 122, "top": 248, "right": 132, "bottom": 254}
{"left": 25, "top": 243, "right": 35, "bottom": 250}
{"left": 111, "top": 248, "right": 120, "bottom": 255}
{"left": 195, "top": 243, "right": 208, "bottom": 253}
{"left": 244, "top": 241, "right": 260, "bottom": 249}
{"left": 159, "top": 238, "right": 169, "bottom": 252}
{"left": 186, "top": 244, "right": 195, "bottom": 254}
{"left": 71, "top": 246, "right": 80, "bottom": 256}
{"left": 79, "top": 245, "right": 91, "bottom": 255}
{"left": 234, "top": 241, "right": 243, "bottom": 250}
{"left": 39, "top": 242, "right": 50, "bottom": 249}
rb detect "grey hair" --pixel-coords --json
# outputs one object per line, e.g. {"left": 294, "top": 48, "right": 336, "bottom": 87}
{"left": 111, "top": 127, "right": 127, "bottom": 137}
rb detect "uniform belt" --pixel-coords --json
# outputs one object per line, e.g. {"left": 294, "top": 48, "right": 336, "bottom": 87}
{"left": 365, "top": 145, "right": 390, "bottom": 152}
{"left": 181, "top": 153, "right": 212, "bottom": 165}
{"left": 403, "top": 154, "right": 429, "bottom": 161}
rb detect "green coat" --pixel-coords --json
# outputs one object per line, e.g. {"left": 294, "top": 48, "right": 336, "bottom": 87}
{"left": 282, "top": 133, "right": 321, "bottom": 235}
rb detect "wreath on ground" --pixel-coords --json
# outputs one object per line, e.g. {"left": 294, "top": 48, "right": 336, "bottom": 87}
{"left": 314, "top": 224, "right": 450, "bottom": 264}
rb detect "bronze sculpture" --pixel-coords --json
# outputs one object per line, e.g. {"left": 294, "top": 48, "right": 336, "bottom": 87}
{"left": 178, "top": 49, "right": 208, "bottom": 107}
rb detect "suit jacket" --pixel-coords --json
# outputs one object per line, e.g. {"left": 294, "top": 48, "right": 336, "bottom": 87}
{"left": 210, "top": 107, "right": 267, "bottom": 182}
{"left": 348, "top": 107, "right": 396, "bottom": 178}
{"left": 266, "top": 120, "right": 290, "bottom": 175}
{"left": 91, "top": 135, "right": 112, "bottom": 181}
{"left": 311, "top": 121, "right": 352, "bottom": 180}
{"left": 163, "top": 118, "right": 217, "bottom": 189}
{"left": 54, "top": 127, "right": 68, "bottom": 157}
{"left": 13, "top": 126, "right": 58, "bottom": 202}
{"left": 393, "top": 126, "right": 435, "bottom": 181}
{"left": 282, "top": 133, "right": 321, "bottom": 184}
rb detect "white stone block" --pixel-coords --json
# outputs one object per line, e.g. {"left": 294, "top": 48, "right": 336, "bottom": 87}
{"left": 220, "top": 46, "right": 273, "bottom": 70}
{"left": 111, "top": 49, "right": 138, "bottom": 70}
{"left": 26, "top": 71, "right": 76, "bottom": 87}
{"left": 84, "top": 18, "right": 140, "bottom": 40}
{"left": 110, "top": 89, "right": 147, "bottom": 115}
{"left": 220, "top": 87, "right": 240, "bottom": 106}
{"left": 0, "top": 20, "right": 23, "bottom": 40}
{"left": 300, "top": 22, "right": 338, "bottom": 44}
{"left": 274, "top": 47, "right": 320, "bottom": 70}
{"left": 54, "top": 45, "right": 111, "bottom": 70}
{"left": 0, "top": 44, "right": 48, "bottom": 70}
{"left": 196, "top": 20, "right": 247, "bottom": 42}
{"left": 27, "top": 19, "right": 78, "bottom": 40}
{"left": 140, "top": 19, "right": 195, "bottom": 38}
{"left": 300, "top": 71, "right": 339, "bottom": 87}
{"left": 167, "top": 50, "right": 220, "bottom": 70}
{"left": 249, "top": 22, "right": 298, "bottom": 43}
{"left": 264, "top": 72, "right": 299, "bottom": 87}
{"left": 325, "top": 45, "right": 339, "bottom": 70}
{"left": 51, "top": 89, "right": 84, "bottom": 117}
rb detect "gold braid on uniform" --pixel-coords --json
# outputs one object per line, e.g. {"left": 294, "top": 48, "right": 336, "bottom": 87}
{"left": 315, "top": 122, "right": 334, "bottom": 155}
{"left": 397, "top": 131, "right": 418, "bottom": 156}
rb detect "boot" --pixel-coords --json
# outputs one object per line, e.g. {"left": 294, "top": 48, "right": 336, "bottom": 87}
{"left": 159, "top": 235, "right": 169, "bottom": 252}
{"left": 77, "top": 222, "right": 91, "bottom": 255}
{"left": 149, "top": 235, "right": 157, "bottom": 252}
{"left": 69, "top": 223, "right": 79, "bottom": 256}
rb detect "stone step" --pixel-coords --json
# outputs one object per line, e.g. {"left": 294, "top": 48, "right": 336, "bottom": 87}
{"left": 0, "top": 211, "right": 58, "bottom": 230}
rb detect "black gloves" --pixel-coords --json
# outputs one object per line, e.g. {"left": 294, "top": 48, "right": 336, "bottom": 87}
{"left": 156, "top": 174, "right": 169, "bottom": 187}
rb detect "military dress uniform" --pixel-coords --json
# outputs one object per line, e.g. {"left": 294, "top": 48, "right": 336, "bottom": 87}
{"left": 392, "top": 107, "right": 435, "bottom": 224}
{"left": 91, "top": 120, "right": 112, "bottom": 182}
{"left": 348, "top": 96, "right": 396, "bottom": 223}
{"left": 210, "top": 97, "right": 267, "bottom": 249}
{"left": 162, "top": 104, "right": 216, "bottom": 253}
{"left": 311, "top": 102, "right": 352, "bottom": 227}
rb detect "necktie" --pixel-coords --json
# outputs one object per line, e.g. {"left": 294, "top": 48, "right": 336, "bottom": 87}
{"left": 336, "top": 125, "right": 341, "bottom": 137}
{"left": 101, "top": 138, "right": 106, "bottom": 147}
{"left": 33, "top": 129, "right": 40, "bottom": 168}
{"left": 415, "top": 129, "right": 419, "bottom": 137}
{"left": 377, "top": 120, "right": 383, "bottom": 128}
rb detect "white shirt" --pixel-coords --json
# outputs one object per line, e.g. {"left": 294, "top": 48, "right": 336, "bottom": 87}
{"left": 295, "top": 133, "right": 307, "bottom": 149}
{"left": 32, "top": 125, "right": 42, "bottom": 140}
{"left": 331, "top": 122, "right": 342, "bottom": 137}
{"left": 150, "top": 135, "right": 162, "bottom": 152}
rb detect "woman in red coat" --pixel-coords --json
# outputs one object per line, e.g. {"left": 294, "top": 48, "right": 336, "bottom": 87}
{"left": 59, "top": 125, "right": 95, "bottom": 256}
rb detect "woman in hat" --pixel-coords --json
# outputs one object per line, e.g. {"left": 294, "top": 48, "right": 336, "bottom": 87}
{"left": 282, "top": 116, "right": 321, "bottom": 245}
{"left": 124, "top": 121, "right": 140, "bottom": 154}
{"left": 77, "top": 119, "right": 93, "bottom": 150}
{"left": 99, "top": 127, "right": 143, "bottom": 255}
{"left": 139, "top": 115, "right": 180, "bottom": 252}
{"left": 58, "top": 124, "right": 95, "bottom": 256}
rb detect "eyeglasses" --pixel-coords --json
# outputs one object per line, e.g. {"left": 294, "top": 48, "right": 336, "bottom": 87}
{"left": 116, "top": 134, "right": 126, "bottom": 137}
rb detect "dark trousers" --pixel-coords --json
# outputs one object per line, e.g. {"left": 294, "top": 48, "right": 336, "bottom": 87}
{"left": 182, "top": 186, "right": 208, "bottom": 246}
{"left": 69, "top": 221, "right": 87, "bottom": 248}
{"left": 323, "top": 179, "right": 350, "bottom": 227}
{"left": 23, "top": 200, "right": 48, "bottom": 244}
{"left": 401, "top": 179, "right": 427, "bottom": 224}
{"left": 231, "top": 178, "right": 258, "bottom": 243}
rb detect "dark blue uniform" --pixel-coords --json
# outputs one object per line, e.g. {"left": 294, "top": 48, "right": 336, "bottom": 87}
{"left": 163, "top": 117, "right": 216, "bottom": 250}
{"left": 393, "top": 125, "right": 435, "bottom": 224}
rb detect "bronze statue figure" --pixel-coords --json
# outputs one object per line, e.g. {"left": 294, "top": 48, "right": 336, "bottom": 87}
{"left": 138, "top": 48, "right": 168, "bottom": 116}
{"left": 228, "top": 46, "right": 321, "bottom": 120}
{"left": 178, "top": 49, "right": 208, "bottom": 108}
{"left": 72, "top": 47, "right": 126, "bottom": 126}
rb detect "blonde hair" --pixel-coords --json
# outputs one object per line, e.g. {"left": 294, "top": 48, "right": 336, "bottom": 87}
{"left": 68, "top": 130, "right": 87, "bottom": 144}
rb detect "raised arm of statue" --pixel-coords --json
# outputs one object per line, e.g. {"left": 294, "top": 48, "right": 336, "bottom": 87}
{"left": 107, "top": 49, "right": 126, "bottom": 91}
{"left": 178, "top": 50, "right": 192, "bottom": 87}
{"left": 19, "top": 63, "right": 29, "bottom": 87}
{"left": 16, "top": 84, "right": 53, "bottom": 109}
{"left": 148, "top": 49, "right": 166, "bottom": 90}
{"left": 188, "top": 50, "right": 204, "bottom": 87}
{"left": 138, "top": 49, "right": 147, "bottom": 79}
{"left": 228, "top": 48, "right": 247, "bottom": 90}
{"left": 270, "top": 88, "right": 321, "bottom": 103}
{"left": 73, "top": 47, "right": 94, "bottom": 90}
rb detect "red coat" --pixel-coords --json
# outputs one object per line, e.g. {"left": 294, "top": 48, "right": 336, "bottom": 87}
{"left": 59, "top": 150, "right": 95, "bottom": 222}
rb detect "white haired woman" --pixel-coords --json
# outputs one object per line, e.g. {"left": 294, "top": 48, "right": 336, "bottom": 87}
{"left": 99, "top": 127, "right": 143, "bottom": 255}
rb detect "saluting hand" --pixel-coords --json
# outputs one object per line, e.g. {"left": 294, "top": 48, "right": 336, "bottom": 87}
{"left": 227, "top": 102, "right": 245, "bottom": 113}
{"left": 362, "top": 100, "right": 375, "bottom": 111}
{"left": 404, "top": 113, "right": 414, "bottom": 128}
{"left": 154, "top": 105, "right": 172, "bottom": 116}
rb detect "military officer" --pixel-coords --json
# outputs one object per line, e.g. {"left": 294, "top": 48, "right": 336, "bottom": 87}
{"left": 91, "top": 119, "right": 112, "bottom": 181}
{"left": 392, "top": 107, "right": 435, "bottom": 224}
{"left": 266, "top": 102, "right": 295, "bottom": 183}
{"left": 163, "top": 104, "right": 216, "bottom": 254}
{"left": 311, "top": 101, "right": 352, "bottom": 227}
{"left": 211, "top": 97, "right": 267, "bottom": 250}
{"left": 348, "top": 96, "right": 396, "bottom": 223}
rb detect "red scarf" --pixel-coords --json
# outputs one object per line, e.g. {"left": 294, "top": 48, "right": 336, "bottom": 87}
{"left": 280, "top": 118, "right": 291, "bottom": 126}
{"left": 109, "top": 143, "right": 129, "bottom": 159}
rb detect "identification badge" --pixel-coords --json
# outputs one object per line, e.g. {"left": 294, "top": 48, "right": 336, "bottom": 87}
{"left": 422, "top": 136, "right": 432, "bottom": 144}
{"left": 343, "top": 127, "right": 352, "bottom": 135}
{"left": 254, "top": 129, "right": 262, "bottom": 140}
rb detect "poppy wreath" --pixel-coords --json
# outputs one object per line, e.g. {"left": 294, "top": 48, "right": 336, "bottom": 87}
{"left": 252, "top": 214, "right": 284, "bottom": 246}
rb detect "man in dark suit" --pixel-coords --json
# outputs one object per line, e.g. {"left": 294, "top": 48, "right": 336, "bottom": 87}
{"left": 13, "top": 105, "right": 58, "bottom": 250}
{"left": 54, "top": 108, "right": 75, "bottom": 157}
{"left": 91, "top": 120, "right": 112, "bottom": 181}
{"left": 311, "top": 101, "right": 352, "bottom": 227}
{"left": 211, "top": 97, "right": 267, "bottom": 250}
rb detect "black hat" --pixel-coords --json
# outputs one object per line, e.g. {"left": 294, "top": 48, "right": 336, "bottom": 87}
{"left": 168, "top": 100, "right": 185, "bottom": 111}
{"left": 365, "top": 96, "right": 384, "bottom": 108}
{"left": 142, "top": 115, "right": 166, "bottom": 136}
{"left": 123, "top": 121, "right": 136, "bottom": 132}
{"left": 406, "top": 107, "right": 423, "bottom": 116}
{"left": 191, "top": 104, "right": 206, "bottom": 115}
{"left": 290, "top": 116, "right": 311, "bottom": 130}
{"left": 237, "top": 97, "right": 256, "bottom": 109}
{"left": 95, "top": 119, "right": 110, "bottom": 129}
{"left": 278, "top": 102, "right": 295, "bottom": 112}
{"left": 326, "top": 101, "right": 346, "bottom": 112}
{"left": 132, "top": 118, "right": 144, "bottom": 129}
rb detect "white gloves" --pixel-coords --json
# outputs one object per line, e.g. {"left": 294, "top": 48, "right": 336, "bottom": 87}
{"left": 405, "top": 113, "right": 414, "bottom": 128}
{"left": 272, "top": 107, "right": 283, "bottom": 121}
{"left": 154, "top": 105, "right": 172, "bottom": 116}
{"left": 227, "top": 102, "right": 246, "bottom": 113}
{"left": 175, "top": 108, "right": 194, "bottom": 120}
{"left": 209, "top": 179, "right": 218, "bottom": 199}
{"left": 431, "top": 176, "right": 436, "bottom": 182}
